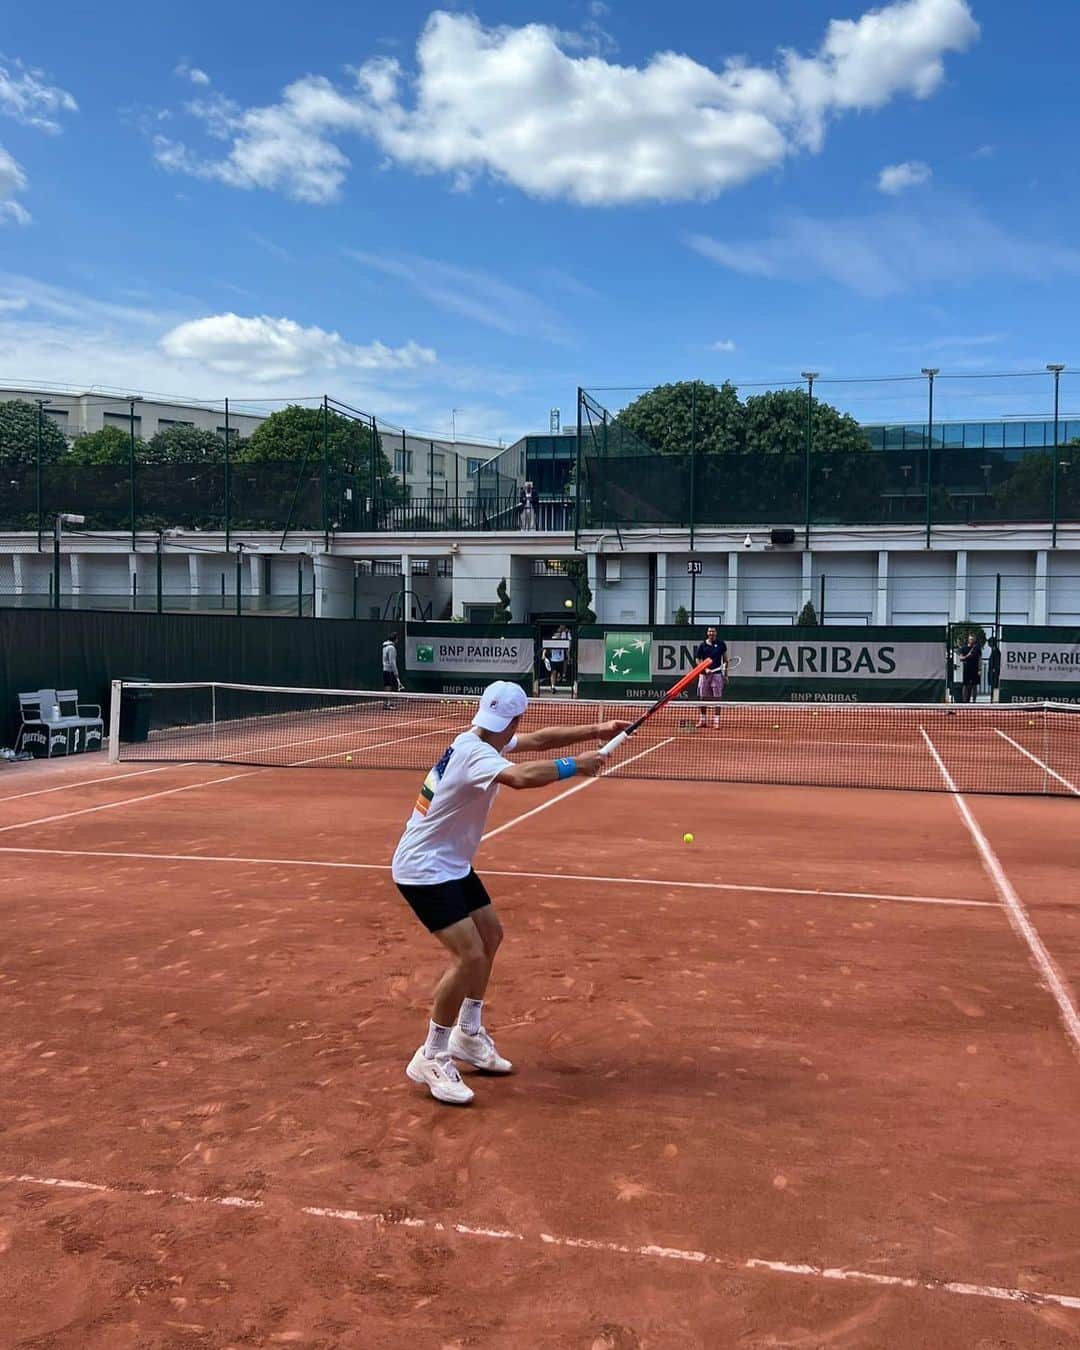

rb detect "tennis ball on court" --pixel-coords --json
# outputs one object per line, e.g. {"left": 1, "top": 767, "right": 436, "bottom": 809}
{"left": 1028, "top": 719, "right": 1035, "bottom": 726}
{"left": 683, "top": 832, "right": 694, "bottom": 844}
{"left": 773, "top": 723, "right": 780, "bottom": 729}
{"left": 346, "top": 754, "right": 353, "bottom": 764}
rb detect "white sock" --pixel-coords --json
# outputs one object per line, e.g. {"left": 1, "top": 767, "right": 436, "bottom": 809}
{"left": 458, "top": 998, "right": 484, "bottom": 1036}
{"left": 423, "top": 1020, "right": 452, "bottom": 1058}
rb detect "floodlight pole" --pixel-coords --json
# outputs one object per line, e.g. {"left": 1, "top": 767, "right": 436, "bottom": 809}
{"left": 922, "top": 369, "right": 938, "bottom": 549}
{"left": 802, "top": 373, "right": 818, "bottom": 549}
{"left": 128, "top": 397, "right": 141, "bottom": 550}
{"left": 1048, "top": 364, "right": 1065, "bottom": 548}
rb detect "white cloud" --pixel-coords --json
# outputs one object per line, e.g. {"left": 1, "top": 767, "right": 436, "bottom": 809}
{"left": 710, "top": 338, "right": 737, "bottom": 352}
{"left": 689, "top": 205, "right": 1080, "bottom": 299}
{"left": 154, "top": 0, "right": 978, "bottom": 207}
{"left": 346, "top": 250, "right": 570, "bottom": 343}
{"left": 175, "top": 63, "right": 211, "bottom": 86}
{"left": 161, "top": 313, "right": 435, "bottom": 380}
{"left": 0, "top": 59, "right": 78, "bottom": 132}
{"left": 0, "top": 58, "right": 77, "bottom": 225}
{"left": 0, "top": 146, "right": 30, "bottom": 224}
{"left": 877, "top": 159, "right": 931, "bottom": 194}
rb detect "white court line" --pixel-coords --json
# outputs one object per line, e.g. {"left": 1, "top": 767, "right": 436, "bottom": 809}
{"left": 0, "top": 845, "right": 994, "bottom": 910}
{"left": 2, "top": 1172, "right": 1078, "bottom": 1314}
{"left": 481, "top": 737, "right": 674, "bottom": 843}
{"left": 994, "top": 728, "right": 1080, "bottom": 797}
{"left": 921, "top": 727, "right": 1080, "bottom": 1062}
{"left": 0, "top": 762, "right": 190, "bottom": 804}
{"left": 0, "top": 721, "right": 459, "bottom": 837}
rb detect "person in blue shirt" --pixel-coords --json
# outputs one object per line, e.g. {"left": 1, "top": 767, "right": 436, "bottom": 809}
{"left": 694, "top": 626, "right": 728, "bottom": 728}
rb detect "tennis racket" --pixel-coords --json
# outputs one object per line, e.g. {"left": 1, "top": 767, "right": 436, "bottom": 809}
{"left": 598, "top": 657, "right": 712, "bottom": 758}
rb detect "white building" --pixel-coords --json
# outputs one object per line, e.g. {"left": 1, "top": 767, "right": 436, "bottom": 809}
{"left": 0, "top": 385, "right": 267, "bottom": 442}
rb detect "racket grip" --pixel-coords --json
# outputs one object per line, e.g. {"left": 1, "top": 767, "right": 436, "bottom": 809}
{"left": 598, "top": 730, "right": 629, "bottom": 758}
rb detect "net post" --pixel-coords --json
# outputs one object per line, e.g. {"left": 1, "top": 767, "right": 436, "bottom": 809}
{"left": 107, "top": 680, "right": 123, "bottom": 763}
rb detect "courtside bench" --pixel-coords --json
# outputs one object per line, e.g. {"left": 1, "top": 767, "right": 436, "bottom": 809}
{"left": 15, "top": 689, "right": 105, "bottom": 758}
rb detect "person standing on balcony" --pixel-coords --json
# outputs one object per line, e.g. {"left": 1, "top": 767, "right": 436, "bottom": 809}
{"left": 518, "top": 481, "right": 538, "bottom": 531}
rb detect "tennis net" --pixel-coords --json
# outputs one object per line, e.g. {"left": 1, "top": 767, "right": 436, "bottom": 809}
{"left": 108, "top": 680, "right": 1080, "bottom": 796}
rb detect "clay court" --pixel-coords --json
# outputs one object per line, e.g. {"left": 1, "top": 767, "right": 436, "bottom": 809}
{"left": 2, "top": 704, "right": 1080, "bottom": 1348}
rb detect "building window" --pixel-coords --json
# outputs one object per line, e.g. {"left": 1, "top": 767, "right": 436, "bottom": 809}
{"left": 532, "top": 559, "right": 570, "bottom": 576}
{"left": 44, "top": 409, "right": 69, "bottom": 432}
{"left": 373, "top": 559, "right": 401, "bottom": 576}
{"left": 467, "top": 457, "right": 483, "bottom": 475}
{"left": 394, "top": 449, "right": 413, "bottom": 475}
{"left": 216, "top": 426, "right": 240, "bottom": 440}
{"left": 411, "top": 559, "right": 430, "bottom": 576}
{"left": 103, "top": 411, "right": 142, "bottom": 431}
{"left": 437, "top": 557, "right": 454, "bottom": 578}
{"left": 158, "top": 419, "right": 195, "bottom": 429}
{"left": 430, "top": 451, "right": 445, "bottom": 475}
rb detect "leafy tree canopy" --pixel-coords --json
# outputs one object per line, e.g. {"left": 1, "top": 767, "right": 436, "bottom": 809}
{"left": 147, "top": 423, "right": 229, "bottom": 463}
{"left": 743, "top": 388, "right": 870, "bottom": 455}
{"left": 240, "top": 404, "right": 382, "bottom": 472}
{"left": 0, "top": 399, "right": 68, "bottom": 464}
{"left": 68, "top": 425, "right": 150, "bottom": 465}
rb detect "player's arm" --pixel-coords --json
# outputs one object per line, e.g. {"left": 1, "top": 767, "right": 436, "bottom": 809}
{"left": 512, "top": 720, "right": 629, "bottom": 752}
{"left": 496, "top": 752, "right": 605, "bottom": 789}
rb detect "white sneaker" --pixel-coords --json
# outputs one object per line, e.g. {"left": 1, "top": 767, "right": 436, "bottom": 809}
{"left": 405, "top": 1047, "right": 475, "bottom": 1104}
{"left": 449, "top": 1026, "right": 513, "bottom": 1074}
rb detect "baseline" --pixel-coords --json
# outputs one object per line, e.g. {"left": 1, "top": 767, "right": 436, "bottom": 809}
{"left": 2, "top": 1172, "right": 1078, "bottom": 1315}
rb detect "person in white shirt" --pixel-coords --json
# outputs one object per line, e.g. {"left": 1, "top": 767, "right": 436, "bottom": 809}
{"left": 382, "top": 635, "right": 403, "bottom": 693}
{"left": 392, "top": 681, "right": 628, "bottom": 1105}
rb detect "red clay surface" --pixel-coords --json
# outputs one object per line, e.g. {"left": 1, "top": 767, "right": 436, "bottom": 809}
{"left": 1, "top": 747, "right": 1080, "bottom": 1349}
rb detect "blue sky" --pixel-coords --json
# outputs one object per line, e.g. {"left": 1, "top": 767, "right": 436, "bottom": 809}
{"left": 1, "top": 0, "right": 1078, "bottom": 441}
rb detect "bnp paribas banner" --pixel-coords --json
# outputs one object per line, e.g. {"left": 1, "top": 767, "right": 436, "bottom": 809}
{"left": 577, "top": 626, "right": 946, "bottom": 702}
{"left": 405, "top": 624, "right": 534, "bottom": 695}
{"left": 999, "top": 626, "right": 1080, "bottom": 703}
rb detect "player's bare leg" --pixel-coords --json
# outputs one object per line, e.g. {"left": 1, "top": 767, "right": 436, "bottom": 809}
{"left": 450, "top": 905, "right": 512, "bottom": 1074}
{"left": 407, "top": 916, "right": 490, "bottom": 1104}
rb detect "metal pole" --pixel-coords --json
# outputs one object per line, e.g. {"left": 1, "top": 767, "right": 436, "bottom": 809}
{"left": 352, "top": 561, "right": 359, "bottom": 620}
{"left": 36, "top": 401, "right": 44, "bottom": 551}
{"left": 156, "top": 534, "right": 163, "bottom": 614}
{"left": 1048, "top": 364, "right": 1065, "bottom": 548}
{"left": 297, "top": 555, "right": 303, "bottom": 616}
{"left": 224, "top": 397, "right": 231, "bottom": 550}
{"left": 689, "top": 381, "right": 697, "bottom": 549}
{"left": 922, "top": 369, "right": 938, "bottom": 549}
{"left": 429, "top": 439, "right": 434, "bottom": 505}
{"left": 322, "top": 396, "right": 330, "bottom": 549}
{"left": 690, "top": 568, "right": 697, "bottom": 627}
{"left": 235, "top": 544, "right": 244, "bottom": 616}
{"left": 801, "top": 372, "right": 818, "bottom": 549}
{"left": 994, "top": 572, "right": 1001, "bottom": 634}
{"left": 574, "top": 388, "right": 583, "bottom": 549}
{"left": 129, "top": 397, "right": 137, "bottom": 550}
{"left": 53, "top": 515, "right": 61, "bottom": 610}
{"left": 819, "top": 573, "right": 826, "bottom": 625}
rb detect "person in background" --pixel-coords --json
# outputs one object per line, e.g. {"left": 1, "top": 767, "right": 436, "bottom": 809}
{"left": 957, "top": 631, "right": 982, "bottom": 703}
{"left": 382, "top": 633, "right": 404, "bottom": 701}
{"left": 542, "top": 649, "right": 557, "bottom": 693}
{"left": 694, "top": 625, "right": 728, "bottom": 728}
{"left": 987, "top": 636, "right": 1002, "bottom": 701}
{"left": 518, "top": 481, "right": 538, "bottom": 531}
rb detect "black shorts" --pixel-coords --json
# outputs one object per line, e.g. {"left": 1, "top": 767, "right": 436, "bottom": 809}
{"left": 396, "top": 868, "right": 492, "bottom": 934}
{"left": 382, "top": 671, "right": 398, "bottom": 690}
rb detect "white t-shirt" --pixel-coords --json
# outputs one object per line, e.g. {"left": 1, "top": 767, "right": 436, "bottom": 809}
{"left": 391, "top": 730, "right": 516, "bottom": 886}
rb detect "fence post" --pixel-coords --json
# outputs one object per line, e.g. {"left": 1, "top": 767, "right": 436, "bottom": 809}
{"left": 352, "top": 561, "right": 359, "bottom": 620}
{"left": 574, "top": 388, "right": 583, "bottom": 548}
{"left": 235, "top": 544, "right": 244, "bottom": 616}
{"left": 129, "top": 397, "right": 138, "bottom": 550}
{"left": 36, "top": 400, "right": 44, "bottom": 551}
{"left": 297, "top": 555, "right": 303, "bottom": 616}
{"left": 156, "top": 534, "right": 163, "bottom": 614}
{"left": 52, "top": 517, "right": 60, "bottom": 610}
{"left": 802, "top": 373, "right": 817, "bottom": 548}
{"left": 689, "top": 381, "right": 697, "bottom": 549}
{"left": 819, "top": 573, "right": 826, "bottom": 625}
{"left": 922, "top": 368, "right": 938, "bottom": 549}
{"left": 224, "top": 397, "right": 231, "bottom": 550}
{"left": 994, "top": 572, "right": 1002, "bottom": 633}
{"left": 322, "top": 396, "right": 330, "bottom": 549}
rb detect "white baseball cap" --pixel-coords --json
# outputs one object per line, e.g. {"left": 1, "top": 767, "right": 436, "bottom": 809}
{"left": 472, "top": 681, "right": 529, "bottom": 733}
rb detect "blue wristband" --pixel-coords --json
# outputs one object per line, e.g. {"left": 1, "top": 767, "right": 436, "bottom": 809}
{"left": 555, "top": 757, "right": 577, "bottom": 780}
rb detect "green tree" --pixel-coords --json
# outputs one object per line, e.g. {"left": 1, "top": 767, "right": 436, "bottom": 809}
{"left": 493, "top": 577, "right": 512, "bottom": 623}
{"left": 0, "top": 399, "right": 68, "bottom": 463}
{"left": 239, "top": 404, "right": 382, "bottom": 472}
{"left": 743, "top": 389, "right": 870, "bottom": 455}
{"left": 566, "top": 559, "right": 597, "bottom": 623}
{"left": 992, "top": 441, "right": 1080, "bottom": 521}
{"left": 148, "top": 424, "right": 228, "bottom": 463}
{"left": 673, "top": 605, "right": 690, "bottom": 626}
{"left": 796, "top": 601, "right": 819, "bottom": 626}
{"left": 68, "top": 425, "right": 150, "bottom": 464}
{"left": 615, "top": 381, "right": 744, "bottom": 456}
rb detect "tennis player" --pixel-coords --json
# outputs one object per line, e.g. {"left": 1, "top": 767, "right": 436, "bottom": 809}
{"left": 694, "top": 625, "right": 728, "bottom": 728}
{"left": 392, "top": 681, "right": 628, "bottom": 1105}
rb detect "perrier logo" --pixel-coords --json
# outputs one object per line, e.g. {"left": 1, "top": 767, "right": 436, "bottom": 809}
{"left": 416, "top": 643, "right": 435, "bottom": 663}
{"left": 604, "top": 631, "right": 651, "bottom": 682}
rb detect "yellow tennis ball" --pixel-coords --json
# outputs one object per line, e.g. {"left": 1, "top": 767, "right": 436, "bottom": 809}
{"left": 1028, "top": 719, "right": 1035, "bottom": 726}
{"left": 773, "top": 723, "right": 780, "bottom": 729}
{"left": 346, "top": 755, "right": 353, "bottom": 764}
{"left": 683, "top": 832, "right": 694, "bottom": 844}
